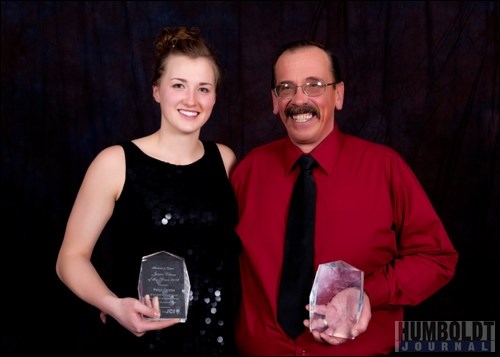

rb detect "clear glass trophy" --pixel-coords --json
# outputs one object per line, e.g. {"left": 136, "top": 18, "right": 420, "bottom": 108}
{"left": 309, "top": 260, "right": 364, "bottom": 339}
{"left": 137, "top": 251, "right": 191, "bottom": 322}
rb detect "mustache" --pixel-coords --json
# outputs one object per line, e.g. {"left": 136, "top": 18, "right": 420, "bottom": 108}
{"left": 285, "top": 104, "right": 319, "bottom": 118}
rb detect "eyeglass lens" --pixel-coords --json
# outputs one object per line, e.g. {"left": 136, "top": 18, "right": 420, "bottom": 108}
{"left": 276, "top": 82, "right": 333, "bottom": 98}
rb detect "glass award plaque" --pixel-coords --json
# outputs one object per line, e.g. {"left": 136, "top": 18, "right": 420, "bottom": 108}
{"left": 138, "top": 251, "right": 191, "bottom": 322}
{"left": 309, "top": 260, "right": 364, "bottom": 339}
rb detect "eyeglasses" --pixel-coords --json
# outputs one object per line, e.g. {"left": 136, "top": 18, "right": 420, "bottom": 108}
{"left": 273, "top": 81, "right": 339, "bottom": 99}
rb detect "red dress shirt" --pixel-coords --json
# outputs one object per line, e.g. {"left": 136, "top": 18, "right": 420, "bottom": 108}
{"left": 230, "top": 126, "right": 458, "bottom": 355}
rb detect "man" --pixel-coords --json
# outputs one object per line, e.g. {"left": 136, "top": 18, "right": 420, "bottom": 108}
{"left": 230, "top": 40, "right": 458, "bottom": 355}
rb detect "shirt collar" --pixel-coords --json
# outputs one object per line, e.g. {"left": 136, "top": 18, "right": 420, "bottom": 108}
{"left": 282, "top": 124, "right": 345, "bottom": 176}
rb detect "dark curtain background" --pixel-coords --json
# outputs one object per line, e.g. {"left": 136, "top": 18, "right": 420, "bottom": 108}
{"left": 1, "top": 1, "right": 498, "bottom": 354}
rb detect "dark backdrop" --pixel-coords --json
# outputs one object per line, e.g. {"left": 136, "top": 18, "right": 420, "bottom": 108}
{"left": 1, "top": 1, "right": 498, "bottom": 354}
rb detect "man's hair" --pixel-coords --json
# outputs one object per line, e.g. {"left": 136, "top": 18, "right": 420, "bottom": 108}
{"left": 271, "top": 40, "right": 342, "bottom": 88}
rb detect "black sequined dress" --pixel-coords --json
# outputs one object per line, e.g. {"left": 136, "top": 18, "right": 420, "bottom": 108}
{"left": 95, "top": 141, "right": 241, "bottom": 356}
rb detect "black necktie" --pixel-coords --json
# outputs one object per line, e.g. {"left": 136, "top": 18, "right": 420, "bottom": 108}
{"left": 277, "top": 154, "right": 317, "bottom": 339}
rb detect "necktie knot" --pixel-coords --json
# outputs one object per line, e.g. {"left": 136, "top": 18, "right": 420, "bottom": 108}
{"left": 297, "top": 154, "right": 317, "bottom": 172}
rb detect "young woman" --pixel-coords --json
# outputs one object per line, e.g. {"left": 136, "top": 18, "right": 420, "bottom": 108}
{"left": 56, "top": 26, "right": 241, "bottom": 356}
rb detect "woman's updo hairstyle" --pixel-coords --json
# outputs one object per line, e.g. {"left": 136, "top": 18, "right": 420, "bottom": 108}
{"left": 151, "top": 26, "right": 221, "bottom": 90}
